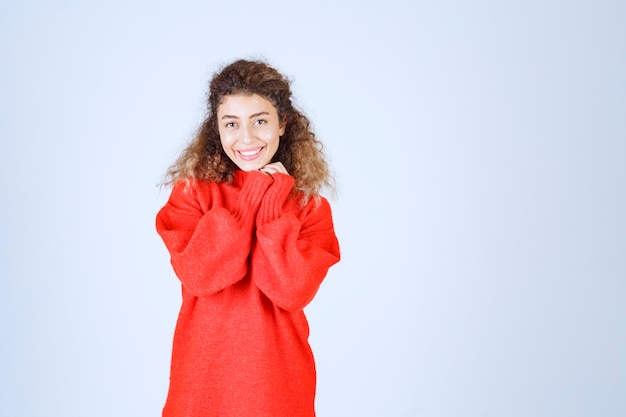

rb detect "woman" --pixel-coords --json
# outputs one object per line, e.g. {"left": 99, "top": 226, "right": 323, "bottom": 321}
{"left": 156, "top": 59, "right": 340, "bottom": 416}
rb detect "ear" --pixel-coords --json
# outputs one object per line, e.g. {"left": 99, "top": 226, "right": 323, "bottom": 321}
{"left": 279, "top": 116, "right": 287, "bottom": 136}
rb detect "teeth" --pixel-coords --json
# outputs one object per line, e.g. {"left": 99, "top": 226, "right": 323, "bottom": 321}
{"left": 239, "top": 148, "right": 261, "bottom": 156}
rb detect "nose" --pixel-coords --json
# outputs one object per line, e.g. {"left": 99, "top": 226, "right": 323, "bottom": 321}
{"left": 241, "top": 124, "right": 253, "bottom": 144}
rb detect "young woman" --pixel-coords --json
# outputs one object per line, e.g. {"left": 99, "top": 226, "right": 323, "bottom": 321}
{"left": 156, "top": 59, "right": 340, "bottom": 416}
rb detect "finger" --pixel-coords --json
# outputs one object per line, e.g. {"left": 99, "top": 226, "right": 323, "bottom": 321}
{"left": 260, "top": 162, "right": 288, "bottom": 175}
{"left": 269, "top": 162, "right": 288, "bottom": 175}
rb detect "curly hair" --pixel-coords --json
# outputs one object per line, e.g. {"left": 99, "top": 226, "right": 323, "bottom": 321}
{"left": 163, "top": 59, "right": 334, "bottom": 199}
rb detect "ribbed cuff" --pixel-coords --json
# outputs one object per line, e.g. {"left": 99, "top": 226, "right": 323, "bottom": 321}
{"left": 234, "top": 171, "right": 273, "bottom": 224}
{"left": 257, "top": 173, "right": 295, "bottom": 224}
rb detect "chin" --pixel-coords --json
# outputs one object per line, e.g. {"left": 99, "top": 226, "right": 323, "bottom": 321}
{"left": 238, "top": 158, "right": 273, "bottom": 172}
{"left": 236, "top": 162, "right": 263, "bottom": 172}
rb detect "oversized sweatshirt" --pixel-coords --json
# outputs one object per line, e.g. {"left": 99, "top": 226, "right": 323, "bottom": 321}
{"left": 155, "top": 169, "right": 340, "bottom": 417}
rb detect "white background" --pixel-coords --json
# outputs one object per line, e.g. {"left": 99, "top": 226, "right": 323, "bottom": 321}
{"left": 1, "top": 1, "right": 625, "bottom": 416}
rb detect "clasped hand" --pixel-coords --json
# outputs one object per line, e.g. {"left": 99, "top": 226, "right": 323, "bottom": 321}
{"left": 259, "top": 162, "right": 289, "bottom": 176}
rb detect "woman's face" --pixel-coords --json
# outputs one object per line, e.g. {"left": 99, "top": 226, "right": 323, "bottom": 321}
{"left": 217, "top": 93, "right": 285, "bottom": 172}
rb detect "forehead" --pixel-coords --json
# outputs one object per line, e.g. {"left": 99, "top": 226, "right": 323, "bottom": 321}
{"left": 217, "top": 93, "right": 278, "bottom": 116}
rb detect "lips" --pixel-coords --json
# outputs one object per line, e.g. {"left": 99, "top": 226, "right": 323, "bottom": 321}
{"left": 237, "top": 147, "right": 264, "bottom": 161}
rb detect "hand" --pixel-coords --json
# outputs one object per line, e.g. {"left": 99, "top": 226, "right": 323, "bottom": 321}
{"left": 259, "top": 162, "right": 289, "bottom": 176}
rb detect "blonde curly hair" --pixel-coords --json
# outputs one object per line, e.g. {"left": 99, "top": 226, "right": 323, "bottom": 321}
{"left": 163, "top": 59, "right": 334, "bottom": 199}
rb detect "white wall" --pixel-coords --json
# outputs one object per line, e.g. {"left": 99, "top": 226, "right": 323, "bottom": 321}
{"left": 1, "top": 1, "right": 624, "bottom": 416}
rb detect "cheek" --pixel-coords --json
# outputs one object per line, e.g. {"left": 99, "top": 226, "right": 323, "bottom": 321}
{"left": 264, "top": 134, "right": 279, "bottom": 151}
{"left": 218, "top": 131, "right": 233, "bottom": 149}
{"left": 268, "top": 134, "right": 281, "bottom": 156}
{"left": 268, "top": 128, "right": 281, "bottom": 145}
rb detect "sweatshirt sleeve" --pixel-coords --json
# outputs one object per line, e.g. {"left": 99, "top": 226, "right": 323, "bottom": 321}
{"left": 252, "top": 174, "right": 341, "bottom": 311}
{"left": 156, "top": 174, "right": 272, "bottom": 297}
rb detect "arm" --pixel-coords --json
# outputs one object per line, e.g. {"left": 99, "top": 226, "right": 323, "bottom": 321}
{"left": 251, "top": 174, "right": 341, "bottom": 311}
{"left": 156, "top": 173, "right": 272, "bottom": 297}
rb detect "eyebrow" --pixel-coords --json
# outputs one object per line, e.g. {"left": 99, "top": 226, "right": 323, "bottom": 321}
{"left": 221, "top": 111, "right": 270, "bottom": 120}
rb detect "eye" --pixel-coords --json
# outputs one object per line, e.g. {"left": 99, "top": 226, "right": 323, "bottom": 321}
{"left": 225, "top": 122, "right": 236, "bottom": 128}
{"left": 254, "top": 119, "right": 267, "bottom": 125}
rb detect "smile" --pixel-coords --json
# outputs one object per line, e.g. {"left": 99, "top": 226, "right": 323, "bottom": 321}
{"left": 237, "top": 147, "right": 264, "bottom": 160}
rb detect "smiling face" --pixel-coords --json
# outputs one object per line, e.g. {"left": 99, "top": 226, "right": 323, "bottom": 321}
{"left": 217, "top": 93, "right": 285, "bottom": 172}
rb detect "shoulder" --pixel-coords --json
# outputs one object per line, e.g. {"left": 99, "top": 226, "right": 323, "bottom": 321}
{"left": 166, "top": 178, "right": 230, "bottom": 211}
{"left": 171, "top": 177, "right": 237, "bottom": 194}
{"left": 289, "top": 193, "right": 333, "bottom": 219}
{"left": 169, "top": 179, "right": 205, "bottom": 201}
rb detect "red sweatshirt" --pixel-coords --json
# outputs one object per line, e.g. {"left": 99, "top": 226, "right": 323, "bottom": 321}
{"left": 156, "top": 170, "right": 340, "bottom": 417}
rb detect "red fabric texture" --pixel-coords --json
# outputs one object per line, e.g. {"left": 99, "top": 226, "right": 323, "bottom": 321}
{"left": 156, "top": 170, "right": 340, "bottom": 416}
